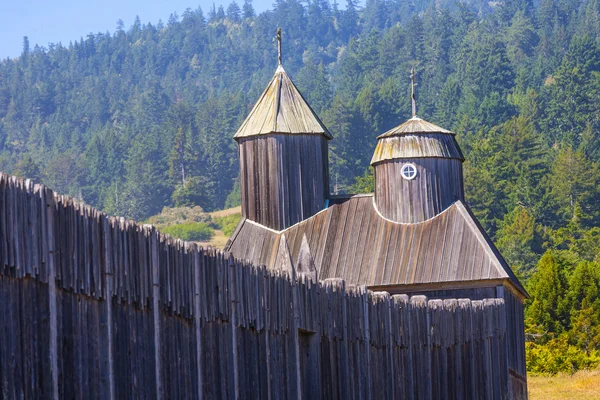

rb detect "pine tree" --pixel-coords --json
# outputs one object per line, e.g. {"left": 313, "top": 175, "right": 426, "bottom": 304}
{"left": 566, "top": 261, "right": 600, "bottom": 352}
{"left": 226, "top": 2, "right": 242, "bottom": 23}
{"left": 496, "top": 205, "right": 543, "bottom": 276}
{"left": 549, "top": 147, "right": 599, "bottom": 225}
{"left": 526, "top": 251, "right": 571, "bottom": 335}
{"left": 242, "top": 0, "right": 255, "bottom": 19}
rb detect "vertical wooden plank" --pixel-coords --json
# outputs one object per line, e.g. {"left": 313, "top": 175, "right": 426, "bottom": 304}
{"left": 102, "top": 216, "right": 116, "bottom": 400}
{"left": 361, "top": 285, "right": 372, "bottom": 400}
{"left": 151, "top": 229, "right": 162, "bottom": 400}
{"left": 409, "top": 295, "right": 431, "bottom": 400}
{"left": 229, "top": 256, "right": 241, "bottom": 400}
{"left": 192, "top": 245, "right": 204, "bottom": 400}
{"left": 443, "top": 299, "right": 458, "bottom": 400}
{"left": 45, "top": 187, "right": 59, "bottom": 400}
{"left": 429, "top": 299, "right": 444, "bottom": 400}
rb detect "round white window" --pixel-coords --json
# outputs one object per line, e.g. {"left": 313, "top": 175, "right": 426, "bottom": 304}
{"left": 401, "top": 163, "right": 417, "bottom": 180}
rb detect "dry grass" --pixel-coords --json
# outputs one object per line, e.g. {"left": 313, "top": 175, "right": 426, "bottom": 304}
{"left": 197, "top": 229, "right": 230, "bottom": 249}
{"left": 144, "top": 206, "right": 241, "bottom": 249}
{"left": 203, "top": 206, "right": 241, "bottom": 249}
{"left": 208, "top": 206, "right": 241, "bottom": 218}
{"left": 145, "top": 206, "right": 210, "bottom": 228}
{"left": 528, "top": 369, "right": 600, "bottom": 400}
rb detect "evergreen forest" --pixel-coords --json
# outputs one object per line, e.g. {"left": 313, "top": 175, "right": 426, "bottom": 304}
{"left": 2, "top": 0, "right": 600, "bottom": 373}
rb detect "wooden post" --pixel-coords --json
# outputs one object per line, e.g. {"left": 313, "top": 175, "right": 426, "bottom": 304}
{"left": 457, "top": 299, "right": 472, "bottom": 400}
{"left": 151, "top": 228, "right": 162, "bottom": 400}
{"left": 340, "top": 279, "right": 350, "bottom": 400}
{"left": 443, "top": 299, "right": 458, "bottom": 400}
{"left": 292, "top": 274, "right": 302, "bottom": 400}
{"left": 264, "top": 270, "right": 272, "bottom": 400}
{"left": 102, "top": 216, "right": 115, "bottom": 400}
{"left": 361, "top": 285, "right": 372, "bottom": 400}
{"left": 496, "top": 298, "right": 509, "bottom": 398}
{"left": 229, "top": 255, "right": 241, "bottom": 400}
{"left": 409, "top": 295, "right": 431, "bottom": 400}
{"left": 45, "top": 187, "right": 59, "bottom": 400}
{"left": 374, "top": 291, "right": 394, "bottom": 399}
{"left": 193, "top": 245, "right": 204, "bottom": 400}
{"left": 429, "top": 299, "right": 444, "bottom": 400}
{"left": 392, "top": 294, "right": 412, "bottom": 400}
{"left": 471, "top": 300, "right": 484, "bottom": 399}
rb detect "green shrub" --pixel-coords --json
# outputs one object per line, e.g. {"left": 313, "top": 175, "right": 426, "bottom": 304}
{"left": 145, "top": 206, "right": 210, "bottom": 228}
{"left": 213, "top": 213, "right": 242, "bottom": 237}
{"left": 161, "top": 222, "right": 214, "bottom": 241}
{"left": 526, "top": 336, "right": 600, "bottom": 375}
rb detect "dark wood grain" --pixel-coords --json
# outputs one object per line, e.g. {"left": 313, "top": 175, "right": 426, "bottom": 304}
{"left": 238, "top": 135, "right": 329, "bottom": 230}
{"left": 0, "top": 173, "right": 527, "bottom": 399}
{"left": 374, "top": 158, "right": 464, "bottom": 223}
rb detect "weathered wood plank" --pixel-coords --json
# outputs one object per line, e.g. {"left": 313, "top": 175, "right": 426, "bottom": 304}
{"left": 0, "top": 174, "right": 525, "bottom": 400}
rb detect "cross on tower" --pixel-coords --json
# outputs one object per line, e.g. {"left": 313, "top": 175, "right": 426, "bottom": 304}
{"left": 277, "top": 28, "right": 282, "bottom": 66}
{"left": 411, "top": 68, "right": 417, "bottom": 117}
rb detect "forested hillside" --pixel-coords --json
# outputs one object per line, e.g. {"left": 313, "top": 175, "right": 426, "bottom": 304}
{"left": 2, "top": 0, "right": 600, "bottom": 373}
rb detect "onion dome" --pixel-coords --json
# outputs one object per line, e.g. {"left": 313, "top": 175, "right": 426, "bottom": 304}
{"left": 370, "top": 116, "right": 463, "bottom": 165}
{"left": 371, "top": 68, "right": 465, "bottom": 224}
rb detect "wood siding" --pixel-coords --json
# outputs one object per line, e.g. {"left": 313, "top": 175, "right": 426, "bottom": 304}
{"left": 503, "top": 289, "right": 528, "bottom": 398}
{"left": 227, "top": 195, "right": 527, "bottom": 297}
{"left": 374, "top": 158, "right": 464, "bottom": 223}
{"left": 239, "top": 134, "right": 329, "bottom": 231}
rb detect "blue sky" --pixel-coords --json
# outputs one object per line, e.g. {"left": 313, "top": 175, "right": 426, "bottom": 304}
{"left": 1, "top": 0, "right": 273, "bottom": 59}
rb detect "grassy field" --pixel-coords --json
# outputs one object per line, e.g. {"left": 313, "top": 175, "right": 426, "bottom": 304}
{"left": 528, "top": 369, "right": 600, "bottom": 399}
{"left": 196, "top": 206, "right": 241, "bottom": 249}
{"left": 208, "top": 206, "right": 241, "bottom": 218}
{"left": 146, "top": 206, "right": 241, "bottom": 249}
{"left": 196, "top": 228, "right": 230, "bottom": 248}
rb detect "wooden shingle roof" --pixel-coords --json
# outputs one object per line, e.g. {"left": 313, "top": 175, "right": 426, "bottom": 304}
{"left": 234, "top": 66, "right": 332, "bottom": 139}
{"left": 371, "top": 134, "right": 464, "bottom": 165}
{"left": 225, "top": 195, "right": 527, "bottom": 298}
{"left": 377, "top": 116, "right": 453, "bottom": 138}
{"left": 371, "top": 116, "right": 463, "bottom": 164}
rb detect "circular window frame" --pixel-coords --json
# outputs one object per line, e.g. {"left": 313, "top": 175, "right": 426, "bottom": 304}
{"left": 400, "top": 163, "right": 417, "bottom": 180}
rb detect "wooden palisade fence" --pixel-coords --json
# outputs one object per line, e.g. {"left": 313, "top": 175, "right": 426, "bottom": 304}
{"left": 0, "top": 174, "right": 512, "bottom": 399}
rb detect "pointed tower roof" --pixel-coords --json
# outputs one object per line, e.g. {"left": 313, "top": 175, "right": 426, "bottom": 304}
{"left": 234, "top": 29, "right": 332, "bottom": 140}
{"left": 234, "top": 66, "right": 332, "bottom": 139}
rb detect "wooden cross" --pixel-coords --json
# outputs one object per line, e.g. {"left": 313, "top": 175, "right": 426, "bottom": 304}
{"left": 410, "top": 68, "right": 416, "bottom": 116}
{"left": 277, "top": 28, "right": 282, "bottom": 66}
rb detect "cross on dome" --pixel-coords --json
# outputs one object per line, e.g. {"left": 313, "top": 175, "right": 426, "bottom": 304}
{"left": 411, "top": 67, "right": 417, "bottom": 117}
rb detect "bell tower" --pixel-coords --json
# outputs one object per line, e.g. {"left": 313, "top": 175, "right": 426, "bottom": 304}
{"left": 371, "top": 69, "right": 464, "bottom": 223}
{"left": 234, "top": 29, "right": 331, "bottom": 230}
